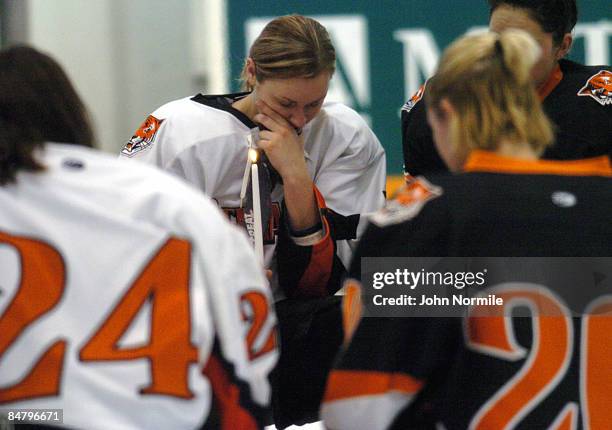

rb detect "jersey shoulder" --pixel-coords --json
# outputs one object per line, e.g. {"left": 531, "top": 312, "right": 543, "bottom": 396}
{"left": 401, "top": 83, "right": 427, "bottom": 116}
{"left": 122, "top": 94, "right": 254, "bottom": 159}
{"left": 45, "top": 143, "right": 227, "bottom": 234}
{"left": 309, "top": 102, "right": 384, "bottom": 159}
{"left": 369, "top": 176, "right": 444, "bottom": 228}
{"left": 400, "top": 82, "right": 447, "bottom": 177}
{"left": 401, "top": 84, "right": 429, "bottom": 133}
{"left": 156, "top": 95, "right": 254, "bottom": 139}
{"left": 560, "top": 59, "right": 610, "bottom": 79}
{"left": 556, "top": 59, "right": 611, "bottom": 107}
{"left": 319, "top": 101, "right": 374, "bottom": 133}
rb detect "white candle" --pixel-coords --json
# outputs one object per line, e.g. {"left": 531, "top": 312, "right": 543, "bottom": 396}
{"left": 251, "top": 162, "right": 265, "bottom": 264}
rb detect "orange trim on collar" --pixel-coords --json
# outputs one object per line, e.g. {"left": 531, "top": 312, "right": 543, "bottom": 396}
{"left": 464, "top": 150, "right": 612, "bottom": 177}
{"left": 537, "top": 64, "right": 563, "bottom": 100}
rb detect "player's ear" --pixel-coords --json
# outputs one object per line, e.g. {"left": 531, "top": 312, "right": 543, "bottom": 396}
{"left": 426, "top": 98, "right": 453, "bottom": 129}
{"left": 555, "top": 33, "right": 572, "bottom": 60}
{"left": 245, "top": 58, "right": 257, "bottom": 88}
{"left": 439, "top": 98, "right": 456, "bottom": 121}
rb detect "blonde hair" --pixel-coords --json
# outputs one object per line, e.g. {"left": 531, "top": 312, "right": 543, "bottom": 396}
{"left": 425, "top": 29, "right": 553, "bottom": 155}
{"left": 240, "top": 15, "right": 336, "bottom": 91}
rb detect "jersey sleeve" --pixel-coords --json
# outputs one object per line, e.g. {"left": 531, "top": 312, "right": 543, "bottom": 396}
{"left": 401, "top": 89, "right": 447, "bottom": 177}
{"left": 170, "top": 196, "right": 279, "bottom": 428}
{"left": 314, "top": 121, "right": 387, "bottom": 268}
{"left": 120, "top": 112, "right": 176, "bottom": 167}
{"left": 321, "top": 316, "right": 459, "bottom": 430}
{"left": 201, "top": 225, "right": 278, "bottom": 428}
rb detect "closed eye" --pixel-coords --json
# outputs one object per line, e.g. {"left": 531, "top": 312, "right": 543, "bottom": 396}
{"left": 306, "top": 100, "right": 322, "bottom": 109}
{"left": 278, "top": 100, "right": 296, "bottom": 108}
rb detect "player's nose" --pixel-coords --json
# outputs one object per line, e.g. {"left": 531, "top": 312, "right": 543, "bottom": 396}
{"left": 289, "top": 109, "right": 307, "bottom": 130}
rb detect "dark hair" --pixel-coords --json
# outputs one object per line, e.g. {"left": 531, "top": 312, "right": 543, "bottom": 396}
{"left": 488, "top": 0, "right": 578, "bottom": 44}
{"left": 0, "top": 45, "right": 95, "bottom": 185}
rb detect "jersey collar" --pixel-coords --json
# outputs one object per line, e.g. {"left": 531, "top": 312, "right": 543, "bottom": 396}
{"left": 191, "top": 92, "right": 257, "bottom": 129}
{"left": 537, "top": 64, "right": 563, "bottom": 100}
{"left": 464, "top": 150, "right": 612, "bottom": 177}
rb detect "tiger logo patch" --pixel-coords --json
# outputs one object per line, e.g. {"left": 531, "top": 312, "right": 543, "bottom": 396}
{"left": 369, "top": 176, "right": 443, "bottom": 227}
{"left": 121, "top": 115, "right": 164, "bottom": 157}
{"left": 401, "top": 82, "right": 427, "bottom": 114}
{"left": 577, "top": 70, "right": 612, "bottom": 106}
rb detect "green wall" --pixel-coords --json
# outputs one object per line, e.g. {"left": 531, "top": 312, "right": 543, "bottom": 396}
{"left": 228, "top": 1, "right": 611, "bottom": 174}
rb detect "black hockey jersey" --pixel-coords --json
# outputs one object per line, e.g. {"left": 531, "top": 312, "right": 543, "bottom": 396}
{"left": 402, "top": 60, "right": 612, "bottom": 177}
{"left": 321, "top": 151, "right": 612, "bottom": 430}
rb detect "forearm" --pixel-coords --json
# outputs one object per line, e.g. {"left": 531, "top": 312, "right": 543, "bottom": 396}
{"left": 277, "top": 212, "right": 346, "bottom": 298}
{"left": 282, "top": 171, "right": 320, "bottom": 231}
{"left": 277, "top": 185, "right": 347, "bottom": 297}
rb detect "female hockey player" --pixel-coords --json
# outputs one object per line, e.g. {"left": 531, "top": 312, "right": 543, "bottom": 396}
{"left": 323, "top": 29, "right": 612, "bottom": 429}
{"left": 121, "top": 15, "right": 386, "bottom": 428}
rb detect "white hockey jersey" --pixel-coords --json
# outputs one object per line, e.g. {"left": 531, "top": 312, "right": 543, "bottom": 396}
{"left": 121, "top": 93, "right": 386, "bottom": 298}
{"left": 0, "top": 143, "right": 278, "bottom": 430}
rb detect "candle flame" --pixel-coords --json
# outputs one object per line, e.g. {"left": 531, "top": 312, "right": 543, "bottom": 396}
{"left": 248, "top": 148, "right": 259, "bottom": 163}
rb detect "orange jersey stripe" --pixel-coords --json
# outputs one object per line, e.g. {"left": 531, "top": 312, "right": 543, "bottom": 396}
{"left": 324, "top": 369, "right": 424, "bottom": 402}
{"left": 202, "top": 354, "right": 259, "bottom": 430}
{"left": 464, "top": 151, "right": 612, "bottom": 177}
{"left": 296, "top": 186, "right": 334, "bottom": 296}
